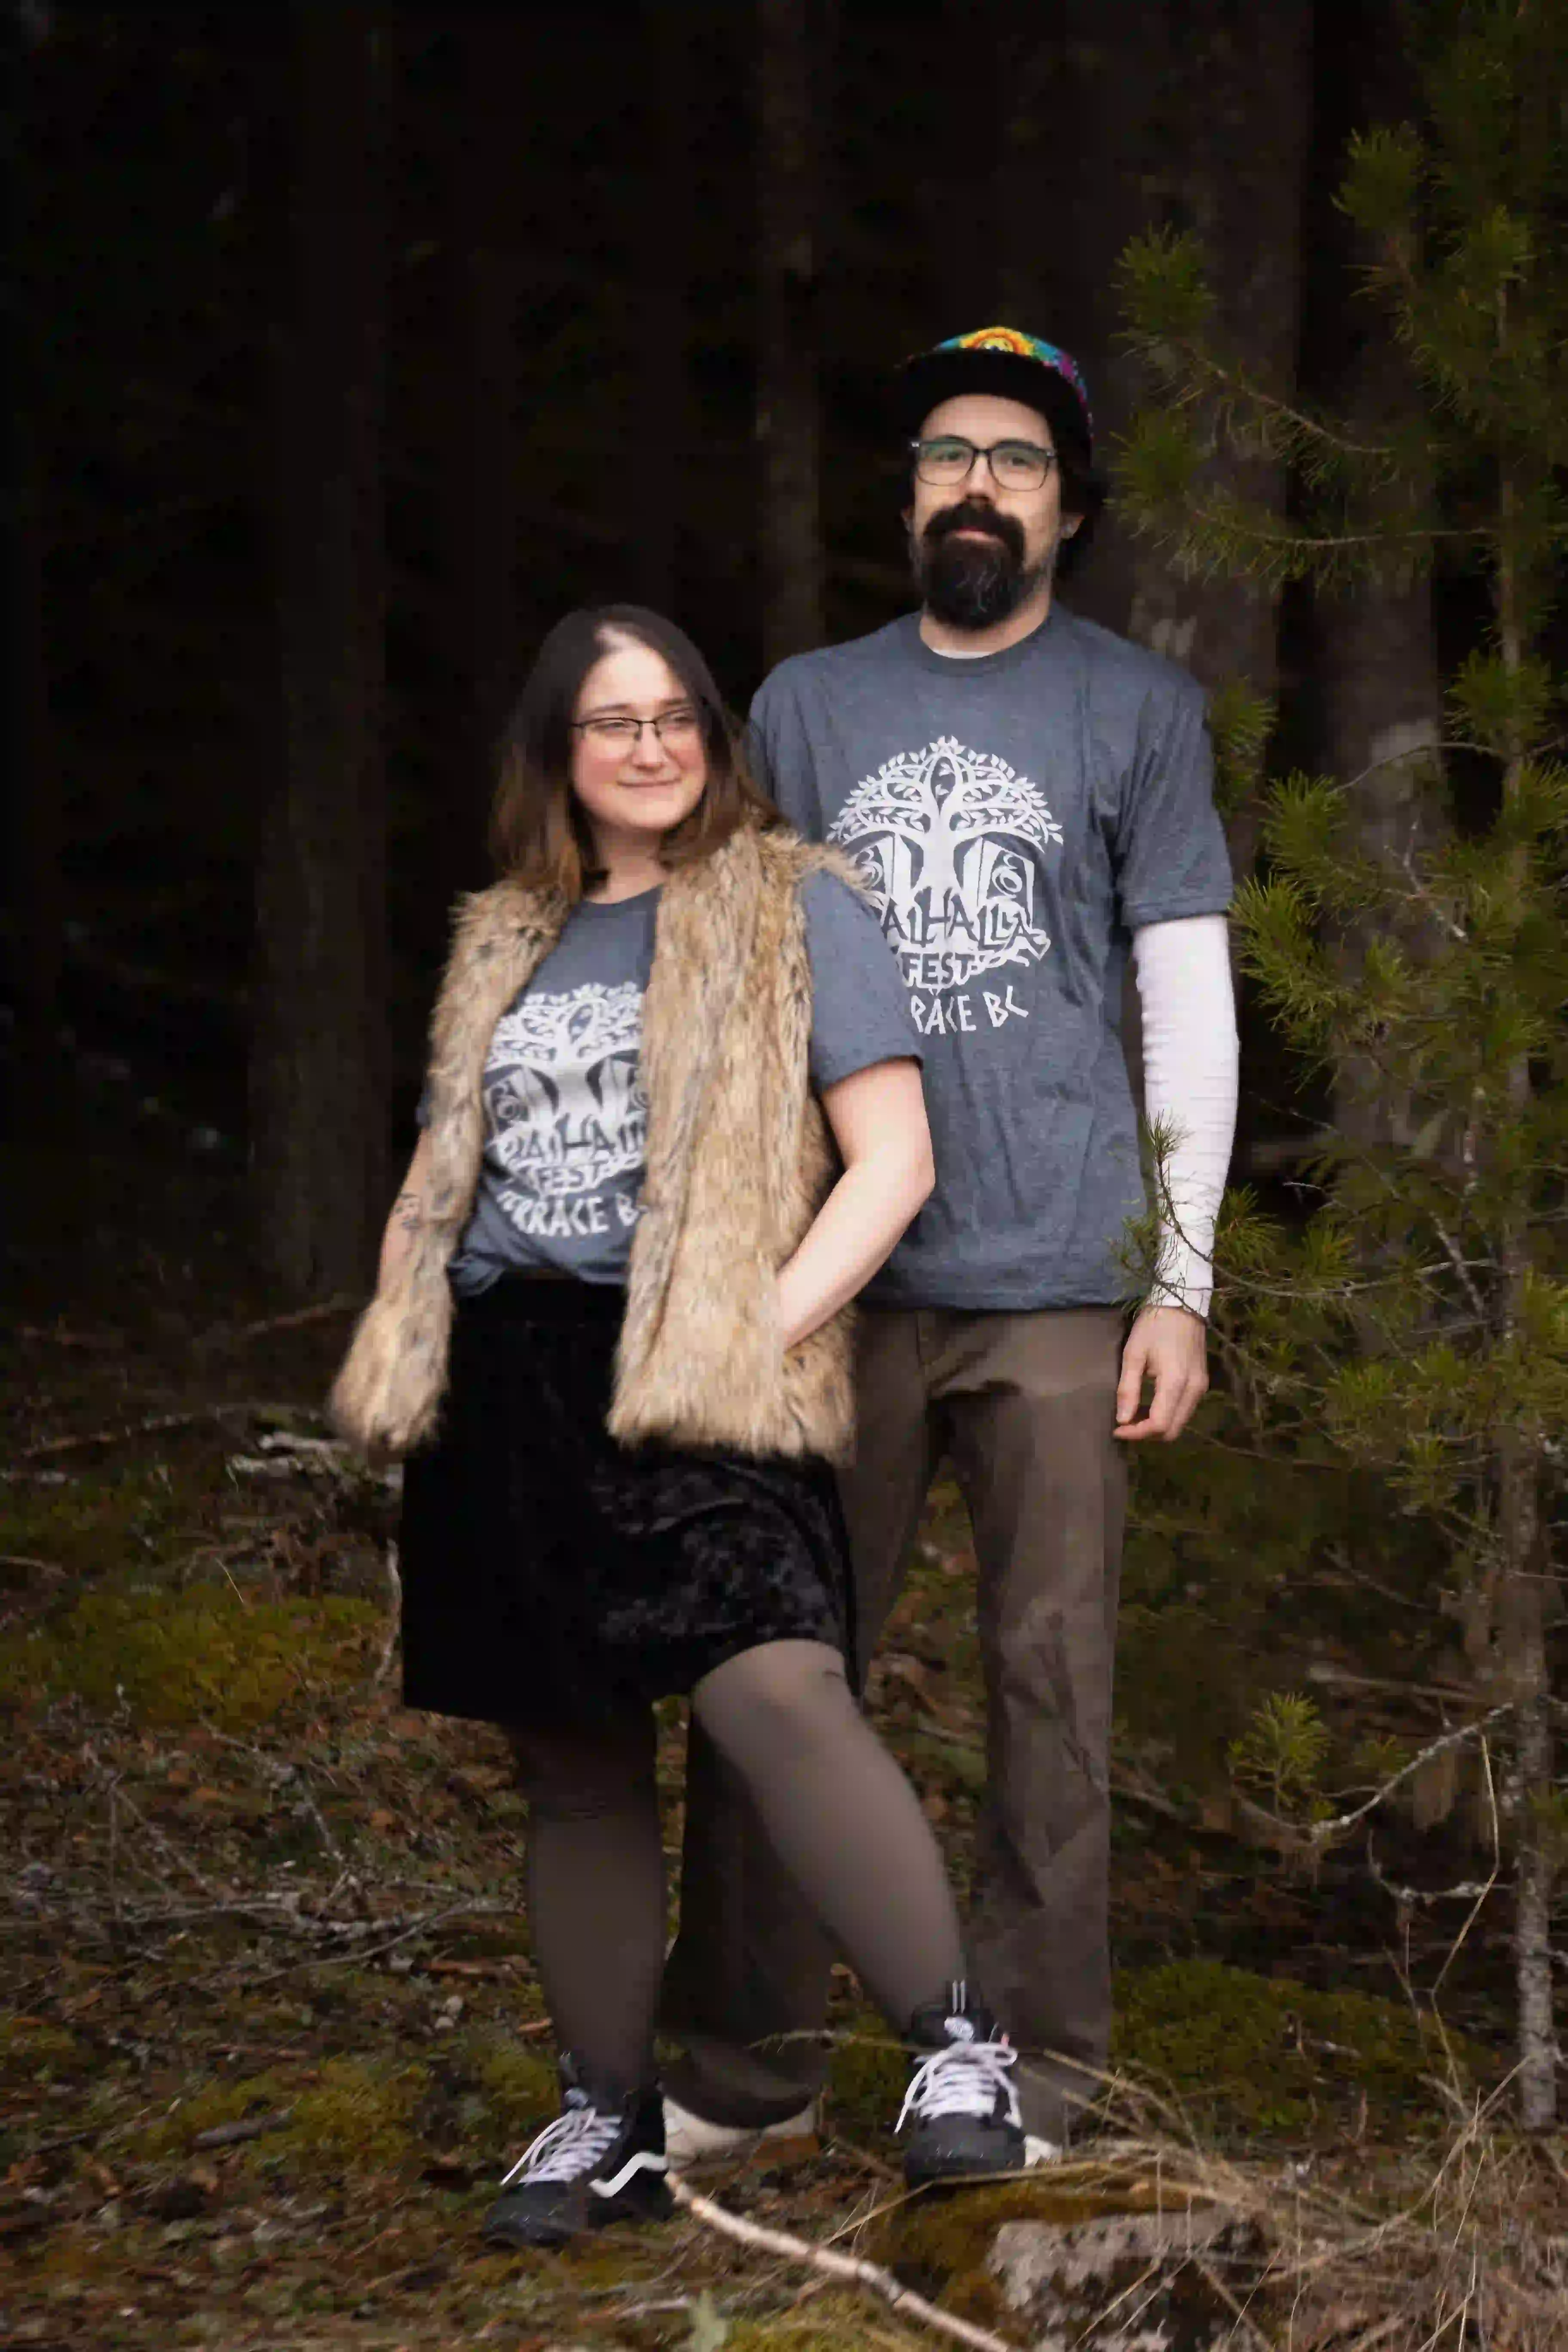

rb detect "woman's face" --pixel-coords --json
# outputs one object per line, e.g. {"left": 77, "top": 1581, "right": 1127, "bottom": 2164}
{"left": 569, "top": 636, "right": 708, "bottom": 858}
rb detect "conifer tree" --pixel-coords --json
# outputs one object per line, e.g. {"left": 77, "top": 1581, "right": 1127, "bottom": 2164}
{"left": 1115, "top": 0, "right": 1567, "bottom": 2125}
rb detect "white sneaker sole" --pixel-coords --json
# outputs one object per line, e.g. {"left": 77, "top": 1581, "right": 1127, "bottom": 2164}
{"left": 661, "top": 2096, "right": 819, "bottom": 2171}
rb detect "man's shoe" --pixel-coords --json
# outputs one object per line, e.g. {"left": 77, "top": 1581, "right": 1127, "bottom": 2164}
{"left": 482, "top": 2061, "right": 670, "bottom": 2251}
{"left": 897, "top": 1982, "right": 1027, "bottom": 2187}
{"left": 661, "top": 2094, "right": 819, "bottom": 2170}
{"left": 1024, "top": 2133, "right": 1064, "bottom": 2167}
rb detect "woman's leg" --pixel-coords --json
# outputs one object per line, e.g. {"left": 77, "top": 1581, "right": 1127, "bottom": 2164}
{"left": 486, "top": 1710, "right": 673, "bottom": 2249}
{"left": 689, "top": 1639, "right": 965, "bottom": 2027}
{"left": 508, "top": 1709, "right": 666, "bottom": 2092}
{"left": 690, "top": 1640, "right": 1032, "bottom": 2187}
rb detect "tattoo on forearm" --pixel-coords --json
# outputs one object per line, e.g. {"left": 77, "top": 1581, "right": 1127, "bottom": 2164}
{"left": 394, "top": 1191, "right": 425, "bottom": 1232}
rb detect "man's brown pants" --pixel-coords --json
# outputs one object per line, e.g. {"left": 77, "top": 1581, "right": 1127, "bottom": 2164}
{"left": 660, "top": 1304, "right": 1127, "bottom": 2145}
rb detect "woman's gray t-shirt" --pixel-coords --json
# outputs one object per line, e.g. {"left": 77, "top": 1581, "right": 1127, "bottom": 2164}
{"left": 438, "top": 871, "right": 918, "bottom": 1291}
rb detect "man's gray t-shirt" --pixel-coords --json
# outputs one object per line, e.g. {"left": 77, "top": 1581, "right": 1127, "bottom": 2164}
{"left": 441, "top": 870, "right": 918, "bottom": 1291}
{"left": 750, "top": 607, "right": 1232, "bottom": 1311}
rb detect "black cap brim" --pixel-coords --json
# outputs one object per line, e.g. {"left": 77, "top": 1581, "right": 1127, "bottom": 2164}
{"left": 898, "top": 348, "right": 1092, "bottom": 463}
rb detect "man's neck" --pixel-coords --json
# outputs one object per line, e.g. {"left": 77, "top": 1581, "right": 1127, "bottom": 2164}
{"left": 918, "top": 582, "right": 1054, "bottom": 658}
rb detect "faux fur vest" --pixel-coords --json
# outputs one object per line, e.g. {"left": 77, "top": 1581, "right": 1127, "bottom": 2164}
{"left": 330, "top": 825, "right": 859, "bottom": 1464}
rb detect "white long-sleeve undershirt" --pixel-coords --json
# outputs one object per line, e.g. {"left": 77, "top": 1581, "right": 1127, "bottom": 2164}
{"left": 1131, "top": 913, "right": 1239, "bottom": 1318}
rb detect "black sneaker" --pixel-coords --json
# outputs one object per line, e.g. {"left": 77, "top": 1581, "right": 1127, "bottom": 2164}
{"left": 482, "top": 2061, "right": 670, "bottom": 2251}
{"left": 897, "top": 1982, "right": 1026, "bottom": 2187}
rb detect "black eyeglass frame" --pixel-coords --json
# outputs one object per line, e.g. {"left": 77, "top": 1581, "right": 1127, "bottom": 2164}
{"left": 569, "top": 706, "right": 708, "bottom": 746}
{"left": 908, "top": 435, "right": 1060, "bottom": 490}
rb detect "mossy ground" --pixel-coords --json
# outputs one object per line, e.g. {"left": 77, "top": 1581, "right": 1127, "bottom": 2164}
{"left": 0, "top": 1130, "right": 1542, "bottom": 2349}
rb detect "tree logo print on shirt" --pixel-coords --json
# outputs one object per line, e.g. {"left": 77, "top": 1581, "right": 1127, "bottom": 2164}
{"left": 484, "top": 982, "right": 647, "bottom": 1203}
{"left": 827, "top": 738, "right": 1064, "bottom": 997}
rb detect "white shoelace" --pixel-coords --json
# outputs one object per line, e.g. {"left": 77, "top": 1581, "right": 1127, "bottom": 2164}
{"left": 499, "top": 2098, "right": 623, "bottom": 2190}
{"left": 897, "top": 2033, "right": 1022, "bottom": 2135}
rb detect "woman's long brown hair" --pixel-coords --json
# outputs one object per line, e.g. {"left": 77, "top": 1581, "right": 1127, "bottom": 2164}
{"left": 488, "top": 605, "right": 778, "bottom": 896}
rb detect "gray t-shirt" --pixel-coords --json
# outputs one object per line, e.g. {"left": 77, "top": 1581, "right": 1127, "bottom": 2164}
{"left": 750, "top": 607, "right": 1232, "bottom": 1310}
{"left": 441, "top": 869, "right": 918, "bottom": 1291}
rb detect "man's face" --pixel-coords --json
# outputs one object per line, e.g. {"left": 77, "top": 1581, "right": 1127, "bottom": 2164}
{"left": 907, "top": 391, "right": 1073, "bottom": 630}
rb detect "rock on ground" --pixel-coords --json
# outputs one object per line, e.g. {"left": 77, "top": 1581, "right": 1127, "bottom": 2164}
{"left": 986, "top": 2204, "right": 1268, "bottom": 2352}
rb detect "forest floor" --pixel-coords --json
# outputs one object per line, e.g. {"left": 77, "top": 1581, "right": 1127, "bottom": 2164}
{"left": 2, "top": 1118, "right": 1564, "bottom": 2350}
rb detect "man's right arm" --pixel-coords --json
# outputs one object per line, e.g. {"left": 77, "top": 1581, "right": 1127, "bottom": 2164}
{"left": 748, "top": 671, "right": 824, "bottom": 839}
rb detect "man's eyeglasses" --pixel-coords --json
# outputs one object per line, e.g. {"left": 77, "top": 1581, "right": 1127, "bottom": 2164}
{"left": 910, "top": 435, "right": 1058, "bottom": 492}
{"left": 572, "top": 705, "right": 705, "bottom": 750}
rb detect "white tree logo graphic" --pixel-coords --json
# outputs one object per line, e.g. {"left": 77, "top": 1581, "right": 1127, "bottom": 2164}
{"left": 828, "top": 738, "right": 1063, "bottom": 993}
{"left": 484, "top": 982, "right": 647, "bottom": 1200}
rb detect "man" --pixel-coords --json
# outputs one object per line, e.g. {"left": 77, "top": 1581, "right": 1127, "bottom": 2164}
{"left": 660, "top": 327, "right": 1239, "bottom": 2157}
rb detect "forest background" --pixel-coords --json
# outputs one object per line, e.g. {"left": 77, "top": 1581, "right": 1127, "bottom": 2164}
{"left": 3, "top": 3, "right": 1565, "bottom": 2348}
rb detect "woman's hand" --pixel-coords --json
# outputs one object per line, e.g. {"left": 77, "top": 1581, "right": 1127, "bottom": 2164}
{"left": 775, "top": 1059, "right": 934, "bottom": 1351}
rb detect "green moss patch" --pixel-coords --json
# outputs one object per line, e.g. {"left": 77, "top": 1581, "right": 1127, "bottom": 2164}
{"left": 461, "top": 2034, "right": 558, "bottom": 2152}
{"left": 279, "top": 2057, "right": 429, "bottom": 2176}
{"left": 0, "top": 1462, "right": 219, "bottom": 1585}
{"left": 823, "top": 2018, "right": 907, "bottom": 2146}
{"left": 1113, "top": 1958, "right": 1476, "bottom": 2136}
{"left": 0, "top": 1583, "right": 380, "bottom": 1728}
{"left": 0, "top": 2014, "right": 85, "bottom": 2087}
{"left": 139, "top": 2071, "right": 293, "bottom": 2160}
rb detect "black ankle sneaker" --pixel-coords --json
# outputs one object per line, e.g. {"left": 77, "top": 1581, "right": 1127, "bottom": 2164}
{"left": 897, "top": 1982, "right": 1026, "bottom": 2187}
{"left": 482, "top": 2061, "right": 670, "bottom": 2251}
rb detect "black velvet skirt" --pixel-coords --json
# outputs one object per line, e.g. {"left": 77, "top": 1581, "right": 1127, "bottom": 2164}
{"left": 398, "top": 1274, "right": 851, "bottom": 1726}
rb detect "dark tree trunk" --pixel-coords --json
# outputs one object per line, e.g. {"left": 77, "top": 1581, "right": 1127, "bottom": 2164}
{"left": 756, "top": 0, "right": 828, "bottom": 667}
{"left": 439, "top": 13, "right": 527, "bottom": 895}
{"left": 992, "top": 0, "right": 1311, "bottom": 720}
{"left": 1118, "top": 1, "right": 1311, "bottom": 715}
{"left": 251, "top": 9, "right": 389, "bottom": 1298}
{"left": 10, "top": 19, "right": 63, "bottom": 1126}
{"left": 11, "top": 382, "right": 62, "bottom": 1127}
{"left": 632, "top": 3, "right": 695, "bottom": 616}
{"left": 929, "top": 0, "right": 1002, "bottom": 328}
{"left": 1308, "top": 1, "right": 1445, "bottom": 1148}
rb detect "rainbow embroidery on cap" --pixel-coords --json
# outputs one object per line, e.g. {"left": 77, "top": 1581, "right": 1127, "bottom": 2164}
{"left": 951, "top": 326, "right": 1041, "bottom": 357}
{"left": 936, "top": 326, "right": 1092, "bottom": 432}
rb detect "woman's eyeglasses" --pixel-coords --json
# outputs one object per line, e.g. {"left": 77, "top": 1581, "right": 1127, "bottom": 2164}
{"left": 572, "top": 706, "right": 705, "bottom": 750}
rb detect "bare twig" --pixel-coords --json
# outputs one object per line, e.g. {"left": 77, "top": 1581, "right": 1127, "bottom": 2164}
{"left": 1243, "top": 1706, "right": 1516, "bottom": 1851}
{"left": 200, "top": 1296, "right": 357, "bottom": 1349}
{"left": 21, "top": 1405, "right": 260, "bottom": 1460}
{"left": 372, "top": 1543, "right": 401, "bottom": 1687}
{"left": 668, "top": 2175, "right": 1017, "bottom": 2352}
{"left": 192, "top": 2105, "right": 295, "bottom": 2149}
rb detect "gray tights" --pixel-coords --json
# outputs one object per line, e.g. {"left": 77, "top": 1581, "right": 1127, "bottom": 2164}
{"left": 510, "top": 1639, "right": 963, "bottom": 2090}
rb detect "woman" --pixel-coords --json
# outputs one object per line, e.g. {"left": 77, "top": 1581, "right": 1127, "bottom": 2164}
{"left": 332, "top": 606, "right": 1026, "bottom": 2251}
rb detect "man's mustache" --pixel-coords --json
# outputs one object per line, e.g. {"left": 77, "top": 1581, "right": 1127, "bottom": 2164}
{"left": 921, "top": 500, "right": 1027, "bottom": 563}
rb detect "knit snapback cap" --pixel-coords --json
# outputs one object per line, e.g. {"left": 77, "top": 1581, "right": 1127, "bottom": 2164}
{"left": 898, "top": 326, "right": 1094, "bottom": 459}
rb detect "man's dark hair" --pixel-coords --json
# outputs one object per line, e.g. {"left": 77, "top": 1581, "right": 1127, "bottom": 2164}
{"left": 1053, "top": 442, "right": 1107, "bottom": 578}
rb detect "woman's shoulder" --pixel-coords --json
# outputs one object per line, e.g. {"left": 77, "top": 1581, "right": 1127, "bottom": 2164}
{"left": 447, "top": 876, "right": 569, "bottom": 956}
{"left": 750, "top": 824, "right": 867, "bottom": 903}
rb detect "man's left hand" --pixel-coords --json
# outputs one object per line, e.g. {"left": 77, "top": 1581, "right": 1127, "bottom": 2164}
{"left": 1113, "top": 1304, "right": 1209, "bottom": 1443}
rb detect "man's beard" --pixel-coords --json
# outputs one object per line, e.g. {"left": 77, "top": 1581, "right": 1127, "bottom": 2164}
{"left": 911, "top": 499, "right": 1050, "bottom": 631}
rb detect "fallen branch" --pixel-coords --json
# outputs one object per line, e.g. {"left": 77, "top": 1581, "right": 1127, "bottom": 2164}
{"left": 200, "top": 1297, "right": 357, "bottom": 1349}
{"left": 193, "top": 2105, "right": 295, "bottom": 2149}
{"left": 21, "top": 1404, "right": 262, "bottom": 1461}
{"left": 668, "top": 2175, "right": 1017, "bottom": 2352}
{"left": 372, "top": 1543, "right": 401, "bottom": 1686}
